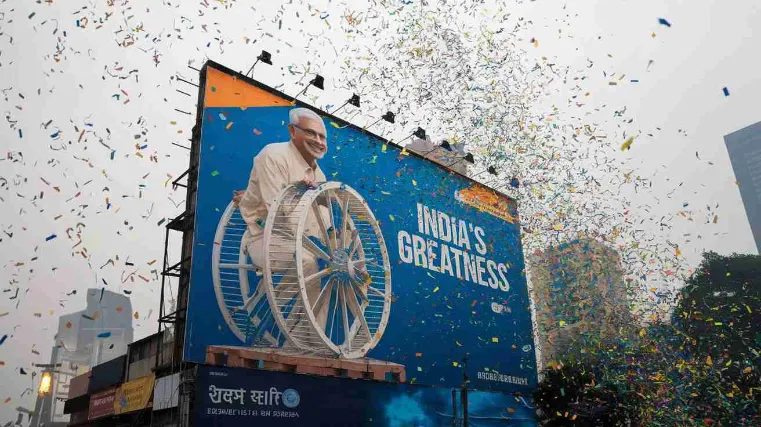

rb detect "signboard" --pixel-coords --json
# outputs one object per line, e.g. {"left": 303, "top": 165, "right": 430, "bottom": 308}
{"left": 195, "top": 365, "right": 537, "bottom": 427}
{"left": 68, "top": 373, "right": 90, "bottom": 398}
{"left": 184, "top": 61, "right": 537, "bottom": 393}
{"left": 88, "top": 387, "right": 116, "bottom": 420}
{"left": 114, "top": 374, "right": 155, "bottom": 414}
{"left": 153, "top": 373, "right": 180, "bottom": 411}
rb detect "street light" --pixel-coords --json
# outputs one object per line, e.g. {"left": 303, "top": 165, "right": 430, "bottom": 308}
{"left": 38, "top": 371, "right": 52, "bottom": 395}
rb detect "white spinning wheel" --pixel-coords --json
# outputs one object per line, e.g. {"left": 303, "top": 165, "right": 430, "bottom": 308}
{"left": 212, "top": 182, "right": 392, "bottom": 359}
{"left": 212, "top": 203, "right": 281, "bottom": 347}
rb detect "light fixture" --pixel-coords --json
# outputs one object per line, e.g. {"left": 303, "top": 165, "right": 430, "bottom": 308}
{"left": 294, "top": 74, "right": 325, "bottom": 100}
{"left": 472, "top": 165, "right": 499, "bottom": 179}
{"left": 244, "top": 50, "right": 273, "bottom": 77}
{"left": 398, "top": 127, "right": 427, "bottom": 145}
{"left": 38, "top": 371, "right": 52, "bottom": 395}
{"left": 420, "top": 140, "right": 451, "bottom": 157}
{"left": 332, "top": 94, "right": 361, "bottom": 114}
{"left": 365, "top": 111, "right": 396, "bottom": 130}
{"left": 447, "top": 152, "right": 476, "bottom": 169}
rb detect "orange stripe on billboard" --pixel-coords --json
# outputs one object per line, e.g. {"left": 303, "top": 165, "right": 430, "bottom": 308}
{"left": 205, "top": 67, "right": 290, "bottom": 108}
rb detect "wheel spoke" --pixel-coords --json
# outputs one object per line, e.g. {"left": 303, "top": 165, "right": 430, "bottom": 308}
{"left": 367, "top": 285, "right": 386, "bottom": 298}
{"left": 312, "top": 278, "right": 335, "bottom": 313}
{"left": 347, "top": 230, "right": 361, "bottom": 258}
{"left": 304, "top": 267, "right": 332, "bottom": 284}
{"left": 250, "top": 301, "right": 271, "bottom": 326}
{"left": 238, "top": 287, "right": 266, "bottom": 313}
{"left": 340, "top": 282, "right": 350, "bottom": 348}
{"left": 329, "top": 284, "right": 339, "bottom": 342}
{"left": 340, "top": 194, "right": 351, "bottom": 248}
{"left": 345, "top": 284, "right": 371, "bottom": 337}
{"left": 219, "top": 263, "right": 259, "bottom": 271}
{"left": 302, "top": 237, "right": 331, "bottom": 261}
{"left": 325, "top": 190, "right": 338, "bottom": 251}
{"left": 311, "top": 202, "right": 333, "bottom": 253}
{"left": 348, "top": 276, "right": 369, "bottom": 304}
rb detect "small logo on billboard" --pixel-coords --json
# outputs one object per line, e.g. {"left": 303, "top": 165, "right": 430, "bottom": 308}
{"left": 491, "top": 302, "right": 511, "bottom": 314}
{"left": 281, "top": 389, "right": 300, "bottom": 408}
{"left": 454, "top": 186, "right": 516, "bottom": 223}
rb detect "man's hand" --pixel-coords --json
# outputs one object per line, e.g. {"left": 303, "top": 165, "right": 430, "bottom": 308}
{"left": 232, "top": 190, "right": 245, "bottom": 205}
{"left": 300, "top": 178, "right": 317, "bottom": 188}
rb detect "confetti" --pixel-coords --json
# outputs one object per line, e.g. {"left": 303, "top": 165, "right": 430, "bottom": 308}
{"left": 621, "top": 135, "right": 637, "bottom": 151}
{"left": 0, "top": 1, "right": 756, "bottom": 422}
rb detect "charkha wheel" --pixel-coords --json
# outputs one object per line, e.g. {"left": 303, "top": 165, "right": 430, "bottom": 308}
{"left": 262, "top": 182, "right": 392, "bottom": 359}
{"left": 211, "top": 201, "right": 282, "bottom": 348}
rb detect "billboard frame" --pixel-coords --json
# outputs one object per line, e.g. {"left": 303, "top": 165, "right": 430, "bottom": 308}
{"left": 159, "top": 59, "right": 522, "bottom": 369}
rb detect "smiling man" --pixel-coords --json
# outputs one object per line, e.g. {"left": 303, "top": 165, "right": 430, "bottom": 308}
{"left": 233, "top": 107, "right": 329, "bottom": 336}
{"left": 235, "top": 107, "right": 328, "bottom": 253}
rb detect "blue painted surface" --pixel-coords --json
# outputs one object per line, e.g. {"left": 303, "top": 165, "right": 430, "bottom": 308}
{"left": 185, "top": 106, "right": 537, "bottom": 393}
{"left": 195, "top": 365, "right": 538, "bottom": 426}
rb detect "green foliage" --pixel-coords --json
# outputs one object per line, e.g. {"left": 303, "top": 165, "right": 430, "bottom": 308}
{"left": 534, "top": 360, "right": 638, "bottom": 426}
{"left": 674, "top": 251, "right": 761, "bottom": 360}
{"left": 534, "top": 252, "right": 760, "bottom": 426}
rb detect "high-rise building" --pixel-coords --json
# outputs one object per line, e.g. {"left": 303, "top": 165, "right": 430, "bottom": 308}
{"left": 30, "top": 288, "right": 134, "bottom": 426}
{"left": 528, "top": 238, "right": 630, "bottom": 368}
{"left": 724, "top": 121, "right": 761, "bottom": 253}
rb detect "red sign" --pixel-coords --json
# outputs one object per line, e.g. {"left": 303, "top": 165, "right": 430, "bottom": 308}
{"left": 88, "top": 387, "right": 117, "bottom": 420}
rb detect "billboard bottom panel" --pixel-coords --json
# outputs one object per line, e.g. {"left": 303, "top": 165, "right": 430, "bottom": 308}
{"left": 195, "top": 365, "right": 537, "bottom": 427}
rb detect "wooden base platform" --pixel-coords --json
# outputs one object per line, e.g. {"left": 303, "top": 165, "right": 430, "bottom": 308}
{"left": 206, "top": 345, "right": 406, "bottom": 383}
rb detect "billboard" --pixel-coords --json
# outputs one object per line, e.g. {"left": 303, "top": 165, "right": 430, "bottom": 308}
{"left": 184, "top": 61, "right": 537, "bottom": 393}
{"left": 195, "top": 365, "right": 537, "bottom": 426}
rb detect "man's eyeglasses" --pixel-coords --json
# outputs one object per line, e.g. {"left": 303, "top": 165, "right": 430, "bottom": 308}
{"left": 292, "top": 124, "right": 326, "bottom": 141}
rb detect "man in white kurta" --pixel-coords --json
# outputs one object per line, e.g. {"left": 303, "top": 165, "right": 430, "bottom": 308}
{"left": 234, "top": 108, "right": 330, "bottom": 338}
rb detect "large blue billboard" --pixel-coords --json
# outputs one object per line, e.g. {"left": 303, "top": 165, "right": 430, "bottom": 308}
{"left": 195, "top": 365, "right": 537, "bottom": 426}
{"left": 184, "top": 62, "right": 537, "bottom": 393}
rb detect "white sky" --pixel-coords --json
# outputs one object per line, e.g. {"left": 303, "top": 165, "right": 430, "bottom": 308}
{"left": 1, "top": 0, "right": 760, "bottom": 422}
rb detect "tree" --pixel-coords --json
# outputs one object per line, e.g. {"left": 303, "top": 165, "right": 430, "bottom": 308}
{"left": 534, "top": 251, "right": 761, "bottom": 426}
{"left": 672, "top": 251, "right": 761, "bottom": 424}
{"left": 534, "top": 359, "right": 639, "bottom": 426}
{"left": 674, "top": 251, "right": 761, "bottom": 361}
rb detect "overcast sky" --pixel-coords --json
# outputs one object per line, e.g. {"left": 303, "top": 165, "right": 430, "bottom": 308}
{"left": 1, "top": 0, "right": 760, "bottom": 422}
